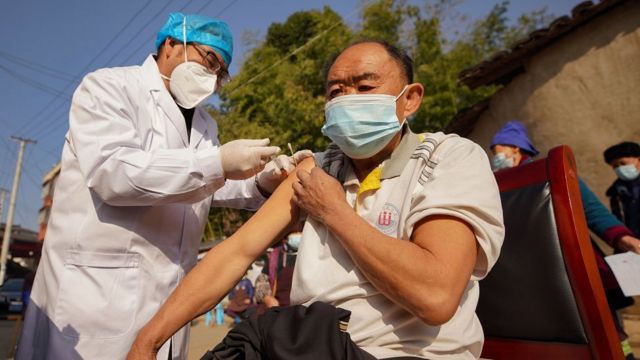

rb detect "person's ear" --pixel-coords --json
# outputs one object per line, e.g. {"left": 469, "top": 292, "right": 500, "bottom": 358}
{"left": 162, "top": 38, "right": 173, "bottom": 60}
{"left": 164, "top": 38, "right": 181, "bottom": 59}
{"left": 402, "top": 83, "right": 424, "bottom": 118}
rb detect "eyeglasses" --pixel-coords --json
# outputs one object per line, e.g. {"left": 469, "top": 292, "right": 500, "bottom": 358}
{"left": 190, "top": 43, "right": 230, "bottom": 83}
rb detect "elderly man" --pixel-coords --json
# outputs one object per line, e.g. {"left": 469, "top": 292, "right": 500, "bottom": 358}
{"left": 128, "top": 40, "right": 504, "bottom": 359}
{"left": 16, "top": 12, "right": 309, "bottom": 360}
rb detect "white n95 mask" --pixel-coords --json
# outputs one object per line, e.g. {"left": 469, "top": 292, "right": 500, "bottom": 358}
{"left": 168, "top": 62, "right": 217, "bottom": 109}
{"left": 321, "top": 86, "right": 407, "bottom": 159}
{"left": 162, "top": 15, "right": 218, "bottom": 109}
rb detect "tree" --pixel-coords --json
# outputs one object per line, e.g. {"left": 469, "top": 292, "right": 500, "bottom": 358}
{"left": 205, "top": 7, "right": 353, "bottom": 240}
{"left": 204, "top": 0, "right": 554, "bottom": 240}
{"left": 357, "top": 0, "right": 405, "bottom": 44}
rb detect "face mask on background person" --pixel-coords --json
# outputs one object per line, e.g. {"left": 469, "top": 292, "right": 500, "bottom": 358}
{"left": 321, "top": 86, "right": 408, "bottom": 159}
{"left": 491, "top": 152, "right": 514, "bottom": 171}
{"left": 161, "top": 16, "right": 218, "bottom": 109}
{"left": 286, "top": 232, "right": 302, "bottom": 251}
{"left": 614, "top": 163, "right": 640, "bottom": 181}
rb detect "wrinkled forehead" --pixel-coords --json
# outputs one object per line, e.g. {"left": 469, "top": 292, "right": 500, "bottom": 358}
{"left": 327, "top": 43, "right": 402, "bottom": 84}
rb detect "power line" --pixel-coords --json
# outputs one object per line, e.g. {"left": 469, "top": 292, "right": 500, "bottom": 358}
{"left": 21, "top": 0, "right": 174, "bottom": 139}
{"left": 0, "top": 134, "right": 19, "bottom": 187}
{"left": 0, "top": 114, "right": 50, "bottom": 190}
{"left": 0, "top": 50, "right": 78, "bottom": 82}
{"left": 15, "top": 0, "right": 155, "bottom": 137}
{"left": 27, "top": 141, "right": 61, "bottom": 165}
{"left": 20, "top": 96, "right": 73, "bottom": 141}
{"left": 226, "top": 3, "right": 362, "bottom": 97}
{"left": 15, "top": 183, "right": 30, "bottom": 226}
{"left": 27, "top": 0, "right": 239, "bottom": 138}
{"left": 22, "top": 144, "right": 46, "bottom": 186}
{"left": 26, "top": 110, "right": 68, "bottom": 145}
{"left": 202, "top": 0, "right": 240, "bottom": 14}
{"left": 0, "top": 119, "right": 15, "bottom": 186}
{"left": 0, "top": 64, "right": 73, "bottom": 101}
{"left": 116, "top": 0, "right": 197, "bottom": 66}
{"left": 0, "top": 144, "right": 13, "bottom": 187}
{"left": 0, "top": 133, "right": 47, "bottom": 185}
{"left": 100, "top": 0, "right": 175, "bottom": 68}
{"left": 37, "top": 0, "right": 236, "bottom": 137}
{"left": 0, "top": 136, "right": 36, "bottom": 284}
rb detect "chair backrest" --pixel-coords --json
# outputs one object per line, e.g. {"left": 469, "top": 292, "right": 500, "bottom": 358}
{"left": 478, "top": 145, "right": 623, "bottom": 360}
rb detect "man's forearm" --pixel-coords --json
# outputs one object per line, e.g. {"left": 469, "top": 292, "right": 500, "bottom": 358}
{"left": 129, "top": 157, "right": 316, "bottom": 355}
{"left": 322, "top": 206, "right": 477, "bottom": 325}
{"left": 135, "top": 238, "right": 256, "bottom": 349}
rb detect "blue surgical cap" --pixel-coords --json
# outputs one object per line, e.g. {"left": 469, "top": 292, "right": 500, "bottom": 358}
{"left": 490, "top": 120, "right": 539, "bottom": 157}
{"left": 156, "top": 12, "right": 233, "bottom": 67}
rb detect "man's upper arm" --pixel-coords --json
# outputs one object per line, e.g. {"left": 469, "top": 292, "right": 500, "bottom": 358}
{"left": 410, "top": 215, "right": 478, "bottom": 306}
{"left": 406, "top": 138, "right": 505, "bottom": 280}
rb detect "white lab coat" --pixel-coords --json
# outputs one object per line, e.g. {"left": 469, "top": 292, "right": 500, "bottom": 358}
{"left": 16, "top": 55, "right": 265, "bottom": 360}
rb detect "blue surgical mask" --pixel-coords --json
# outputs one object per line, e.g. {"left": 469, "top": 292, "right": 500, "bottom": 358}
{"left": 286, "top": 233, "right": 302, "bottom": 251}
{"left": 615, "top": 164, "right": 639, "bottom": 181}
{"left": 321, "top": 86, "right": 408, "bottom": 159}
{"left": 491, "top": 152, "right": 514, "bottom": 171}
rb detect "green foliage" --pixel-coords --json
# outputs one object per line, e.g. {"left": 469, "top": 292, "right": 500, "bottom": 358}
{"left": 216, "top": 6, "right": 350, "bottom": 153}
{"left": 357, "top": 0, "right": 405, "bottom": 44}
{"left": 205, "top": 0, "right": 553, "bottom": 240}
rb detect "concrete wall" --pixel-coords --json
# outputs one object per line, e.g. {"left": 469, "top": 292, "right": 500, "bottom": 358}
{"left": 466, "top": 1, "right": 640, "bottom": 205}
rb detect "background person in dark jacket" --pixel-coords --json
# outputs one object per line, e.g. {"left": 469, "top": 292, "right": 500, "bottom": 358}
{"left": 490, "top": 121, "right": 640, "bottom": 360}
{"left": 604, "top": 141, "right": 640, "bottom": 238}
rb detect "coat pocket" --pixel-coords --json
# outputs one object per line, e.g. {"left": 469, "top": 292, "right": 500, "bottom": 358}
{"left": 54, "top": 250, "right": 141, "bottom": 339}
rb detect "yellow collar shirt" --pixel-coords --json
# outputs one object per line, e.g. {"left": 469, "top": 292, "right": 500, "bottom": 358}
{"left": 291, "top": 128, "right": 504, "bottom": 359}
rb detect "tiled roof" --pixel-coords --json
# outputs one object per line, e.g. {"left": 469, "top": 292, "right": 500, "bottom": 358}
{"left": 458, "top": 0, "right": 628, "bottom": 89}
{"left": 444, "top": 98, "right": 490, "bottom": 136}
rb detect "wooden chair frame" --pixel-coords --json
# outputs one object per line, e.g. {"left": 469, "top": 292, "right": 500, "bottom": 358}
{"left": 481, "top": 145, "right": 624, "bottom": 360}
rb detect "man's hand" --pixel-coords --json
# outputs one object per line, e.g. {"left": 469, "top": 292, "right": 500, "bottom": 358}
{"left": 257, "top": 150, "right": 314, "bottom": 194}
{"left": 292, "top": 167, "right": 348, "bottom": 223}
{"left": 220, "top": 139, "right": 280, "bottom": 180}
{"left": 619, "top": 235, "right": 640, "bottom": 254}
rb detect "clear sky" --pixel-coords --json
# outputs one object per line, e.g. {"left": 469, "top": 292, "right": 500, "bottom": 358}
{"left": 0, "top": 0, "right": 582, "bottom": 231}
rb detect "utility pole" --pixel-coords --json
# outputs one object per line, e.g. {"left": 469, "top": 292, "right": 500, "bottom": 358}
{"left": 0, "top": 136, "right": 36, "bottom": 285}
{"left": 0, "top": 188, "right": 8, "bottom": 224}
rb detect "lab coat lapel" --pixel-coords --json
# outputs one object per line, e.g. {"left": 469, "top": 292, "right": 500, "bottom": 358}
{"left": 140, "top": 55, "right": 189, "bottom": 147}
{"left": 190, "top": 108, "right": 209, "bottom": 149}
{"left": 156, "top": 92, "right": 190, "bottom": 147}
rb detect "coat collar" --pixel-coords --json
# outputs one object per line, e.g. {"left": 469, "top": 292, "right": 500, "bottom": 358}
{"left": 380, "top": 124, "right": 421, "bottom": 179}
{"left": 141, "top": 55, "right": 189, "bottom": 147}
{"left": 190, "top": 107, "right": 213, "bottom": 149}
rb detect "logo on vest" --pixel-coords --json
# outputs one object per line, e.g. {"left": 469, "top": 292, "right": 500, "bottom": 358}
{"left": 376, "top": 203, "right": 399, "bottom": 234}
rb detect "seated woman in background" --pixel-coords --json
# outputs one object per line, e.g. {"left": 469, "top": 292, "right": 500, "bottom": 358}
{"left": 490, "top": 120, "right": 640, "bottom": 360}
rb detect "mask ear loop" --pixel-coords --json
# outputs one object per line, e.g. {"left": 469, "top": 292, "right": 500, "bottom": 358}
{"left": 182, "top": 15, "right": 188, "bottom": 63}
{"left": 395, "top": 85, "right": 410, "bottom": 127}
{"left": 395, "top": 85, "right": 409, "bottom": 101}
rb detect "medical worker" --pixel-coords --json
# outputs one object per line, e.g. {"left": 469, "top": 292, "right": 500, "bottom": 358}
{"left": 16, "top": 13, "right": 309, "bottom": 360}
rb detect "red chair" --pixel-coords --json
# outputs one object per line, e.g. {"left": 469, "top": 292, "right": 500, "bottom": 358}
{"left": 477, "top": 145, "right": 624, "bottom": 359}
